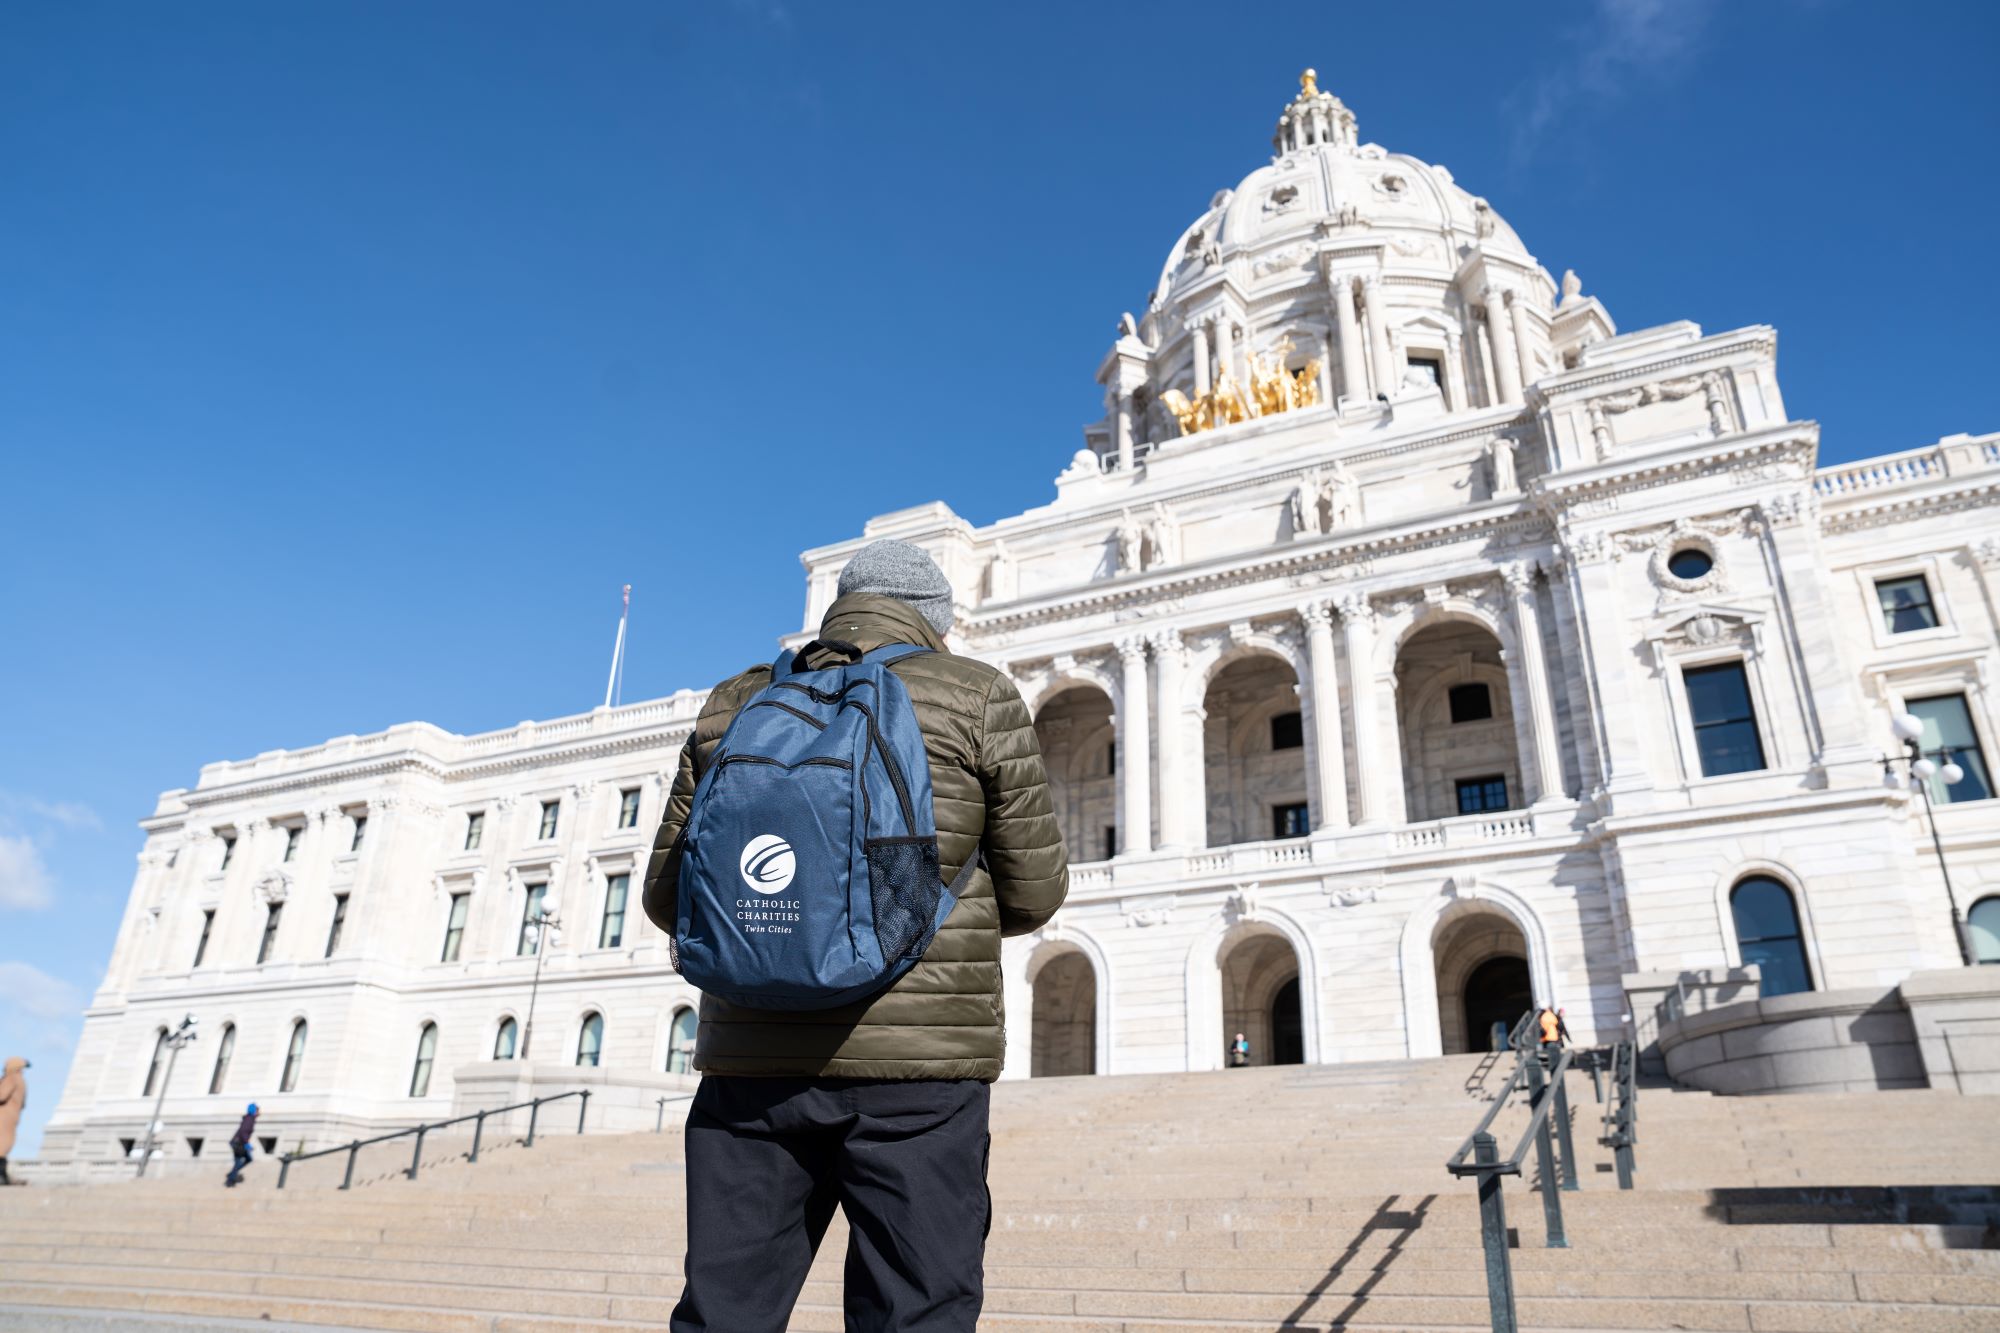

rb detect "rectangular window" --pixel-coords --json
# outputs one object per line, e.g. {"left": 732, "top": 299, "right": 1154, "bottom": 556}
{"left": 324, "top": 894, "right": 349, "bottom": 958}
{"left": 193, "top": 909, "right": 215, "bottom": 968}
{"left": 219, "top": 834, "right": 236, "bottom": 870}
{"left": 538, "top": 801, "right": 560, "bottom": 840}
{"left": 349, "top": 815, "right": 367, "bottom": 853}
{"left": 518, "top": 884, "right": 548, "bottom": 956}
{"left": 441, "top": 893, "right": 470, "bottom": 963}
{"left": 1455, "top": 775, "right": 1509, "bottom": 814}
{"left": 1408, "top": 355, "right": 1442, "bottom": 387}
{"left": 1270, "top": 712, "right": 1304, "bottom": 751}
{"left": 1448, "top": 683, "right": 1493, "bottom": 724}
{"left": 618, "top": 788, "right": 641, "bottom": 830}
{"left": 281, "top": 826, "right": 301, "bottom": 863}
{"left": 1684, "top": 662, "right": 1767, "bottom": 777}
{"left": 464, "top": 811, "right": 484, "bottom": 851}
{"left": 257, "top": 903, "right": 284, "bottom": 965}
{"left": 1907, "top": 694, "right": 1993, "bottom": 805}
{"left": 1272, "top": 802, "right": 1310, "bottom": 838}
{"left": 1876, "top": 575, "right": 1939, "bottom": 635}
{"left": 1102, "top": 825, "right": 1117, "bottom": 861}
{"left": 1106, "top": 742, "right": 1116, "bottom": 776}
{"left": 599, "top": 874, "right": 630, "bottom": 948}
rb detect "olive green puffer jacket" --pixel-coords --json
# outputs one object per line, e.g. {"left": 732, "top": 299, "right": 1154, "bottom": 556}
{"left": 640, "top": 593, "right": 1069, "bottom": 1080}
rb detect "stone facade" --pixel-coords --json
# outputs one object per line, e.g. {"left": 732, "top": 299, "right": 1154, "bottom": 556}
{"left": 40, "top": 74, "right": 2000, "bottom": 1167}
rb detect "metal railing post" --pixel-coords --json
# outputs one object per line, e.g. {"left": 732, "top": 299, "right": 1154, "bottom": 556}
{"left": 471, "top": 1110, "right": 486, "bottom": 1164}
{"left": 577, "top": 1089, "right": 591, "bottom": 1135}
{"left": 277, "top": 1157, "right": 291, "bottom": 1191}
{"left": 1551, "top": 1064, "right": 1579, "bottom": 1193}
{"left": 655, "top": 1097, "right": 667, "bottom": 1133}
{"left": 1591, "top": 1058, "right": 1605, "bottom": 1104}
{"left": 341, "top": 1140, "right": 360, "bottom": 1191}
{"left": 407, "top": 1125, "right": 427, "bottom": 1181}
{"left": 1473, "top": 1133, "right": 1517, "bottom": 1333}
{"left": 526, "top": 1097, "right": 541, "bottom": 1148}
{"left": 1522, "top": 1055, "right": 1567, "bottom": 1248}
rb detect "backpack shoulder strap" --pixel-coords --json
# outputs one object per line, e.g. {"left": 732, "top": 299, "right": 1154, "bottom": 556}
{"left": 860, "top": 643, "right": 932, "bottom": 667}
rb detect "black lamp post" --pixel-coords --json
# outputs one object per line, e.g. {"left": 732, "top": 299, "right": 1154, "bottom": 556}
{"left": 1886, "top": 711, "right": 1973, "bottom": 967}
{"left": 520, "top": 903, "right": 562, "bottom": 1059}
{"left": 135, "top": 1014, "right": 197, "bottom": 1179}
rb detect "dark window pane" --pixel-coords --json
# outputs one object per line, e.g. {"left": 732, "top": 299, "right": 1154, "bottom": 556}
{"left": 464, "top": 812, "right": 484, "bottom": 851}
{"left": 1271, "top": 712, "right": 1304, "bottom": 750}
{"left": 1273, "top": 803, "right": 1310, "bottom": 838}
{"left": 1102, "top": 826, "right": 1117, "bottom": 861}
{"left": 1685, "top": 663, "right": 1766, "bottom": 776}
{"left": 1876, "top": 576, "right": 1937, "bottom": 635}
{"left": 1731, "top": 876, "right": 1812, "bottom": 997}
{"left": 1907, "top": 694, "right": 1993, "bottom": 804}
{"left": 1455, "top": 775, "right": 1509, "bottom": 815}
{"left": 1448, "top": 684, "right": 1492, "bottom": 724}
{"left": 1970, "top": 897, "right": 2000, "bottom": 965}
{"left": 1667, "top": 548, "right": 1713, "bottom": 581}
{"left": 618, "top": 789, "right": 640, "bottom": 829}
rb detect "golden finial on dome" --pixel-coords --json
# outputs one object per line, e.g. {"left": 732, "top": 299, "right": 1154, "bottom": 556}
{"left": 1300, "top": 68, "right": 1319, "bottom": 98}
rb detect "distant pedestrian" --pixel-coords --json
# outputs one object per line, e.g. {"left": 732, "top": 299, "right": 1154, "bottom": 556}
{"left": 0, "top": 1057, "right": 27, "bottom": 1186}
{"left": 1536, "top": 1007, "right": 1571, "bottom": 1067}
{"left": 1229, "top": 1032, "right": 1250, "bottom": 1067}
{"left": 224, "top": 1103, "right": 258, "bottom": 1187}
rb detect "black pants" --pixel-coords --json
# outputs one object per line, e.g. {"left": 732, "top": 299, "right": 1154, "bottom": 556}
{"left": 225, "top": 1144, "right": 251, "bottom": 1185}
{"left": 670, "top": 1077, "right": 990, "bottom": 1333}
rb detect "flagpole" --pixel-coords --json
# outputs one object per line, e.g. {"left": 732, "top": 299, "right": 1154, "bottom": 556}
{"left": 603, "top": 584, "right": 631, "bottom": 709}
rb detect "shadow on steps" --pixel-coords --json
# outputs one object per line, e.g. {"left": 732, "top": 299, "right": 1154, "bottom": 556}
{"left": 1280, "top": 1191, "right": 1438, "bottom": 1329}
{"left": 1702, "top": 1184, "right": 2000, "bottom": 1247}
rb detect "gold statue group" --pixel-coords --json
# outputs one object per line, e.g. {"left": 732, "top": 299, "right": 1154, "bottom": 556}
{"left": 1160, "top": 339, "right": 1324, "bottom": 437}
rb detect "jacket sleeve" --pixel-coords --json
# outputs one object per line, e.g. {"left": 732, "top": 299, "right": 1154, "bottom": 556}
{"left": 640, "top": 732, "right": 700, "bottom": 938}
{"left": 976, "top": 670, "right": 1068, "bottom": 936}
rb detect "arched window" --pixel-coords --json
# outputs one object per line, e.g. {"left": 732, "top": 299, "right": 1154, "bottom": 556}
{"left": 208, "top": 1024, "right": 236, "bottom": 1095}
{"left": 409, "top": 1023, "right": 439, "bottom": 1097}
{"left": 666, "top": 1006, "right": 697, "bottom": 1074}
{"left": 575, "top": 1012, "right": 603, "bottom": 1068}
{"left": 142, "top": 1028, "right": 170, "bottom": 1097}
{"left": 280, "top": 1020, "right": 309, "bottom": 1092}
{"left": 1730, "top": 877, "right": 1812, "bottom": 997}
{"left": 1969, "top": 896, "right": 2000, "bottom": 965}
{"left": 493, "top": 1016, "right": 518, "bottom": 1060}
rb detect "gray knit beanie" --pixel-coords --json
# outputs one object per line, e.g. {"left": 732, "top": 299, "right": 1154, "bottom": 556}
{"left": 837, "top": 539, "right": 955, "bottom": 636}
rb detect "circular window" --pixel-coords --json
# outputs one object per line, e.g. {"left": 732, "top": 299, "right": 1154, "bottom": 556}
{"left": 1667, "top": 548, "right": 1714, "bottom": 581}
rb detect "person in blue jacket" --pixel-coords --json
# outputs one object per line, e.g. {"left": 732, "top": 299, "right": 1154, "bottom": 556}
{"left": 224, "top": 1103, "right": 258, "bottom": 1187}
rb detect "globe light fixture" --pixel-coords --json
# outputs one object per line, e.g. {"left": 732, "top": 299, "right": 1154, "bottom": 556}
{"left": 1941, "top": 760, "right": 1966, "bottom": 786}
{"left": 1912, "top": 758, "right": 1938, "bottom": 781}
{"left": 1883, "top": 710, "right": 1973, "bottom": 966}
{"left": 1891, "top": 712, "right": 1925, "bottom": 743}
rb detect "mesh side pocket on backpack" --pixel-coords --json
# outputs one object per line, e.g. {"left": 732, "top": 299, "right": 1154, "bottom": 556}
{"left": 864, "top": 836, "right": 942, "bottom": 962}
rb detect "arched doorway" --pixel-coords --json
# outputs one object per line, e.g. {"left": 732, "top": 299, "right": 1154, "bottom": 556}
{"left": 1030, "top": 949, "right": 1096, "bottom": 1077}
{"left": 1462, "top": 956, "right": 1532, "bottom": 1053}
{"left": 1432, "top": 902, "right": 1532, "bottom": 1055}
{"left": 1033, "top": 685, "right": 1118, "bottom": 863}
{"left": 1203, "top": 654, "right": 1310, "bottom": 847}
{"left": 1220, "top": 928, "right": 1303, "bottom": 1066}
{"left": 1394, "top": 621, "right": 1523, "bottom": 822}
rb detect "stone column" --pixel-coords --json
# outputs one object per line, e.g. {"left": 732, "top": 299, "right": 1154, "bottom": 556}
{"left": 1484, "top": 286, "right": 1523, "bottom": 406}
{"left": 1442, "top": 328, "right": 1468, "bottom": 411}
{"left": 1505, "top": 563, "right": 1564, "bottom": 805}
{"left": 1112, "top": 390, "right": 1135, "bottom": 473}
{"left": 1557, "top": 529, "right": 1650, "bottom": 800}
{"left": 1360, "top": 276, "right": 1396, "bottom": 399}
{"left": 1337, "top": 594, "right": 1384, "bottom": 824}
{"left": 1332, "top": 274, "right": 1365, "bottom": 404}
{"left": 1214, "top": 318, "right": 1237, "bottom": 388}
{"left": 1758, "top": 494, "right": 1877, "bottom": 779}
{"left": 1509, "top": 286, "right": 1538, "bottom": 395}
{"left": 1191, "top": 319, "right": 1212, "bottom": 397}
{"left": 1301, "top": 601, "right": 1350, "bottom": 830}
{"left": 1116, "top": 636, "right": 1153, "bottom": 855}
{"left": 1151, "top": 628, "right": 1189, "bottom": 847}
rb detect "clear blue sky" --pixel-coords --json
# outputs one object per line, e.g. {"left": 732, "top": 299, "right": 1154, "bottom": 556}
{"left": 2, "top": 2, "right": 1995, "bottom": 1154}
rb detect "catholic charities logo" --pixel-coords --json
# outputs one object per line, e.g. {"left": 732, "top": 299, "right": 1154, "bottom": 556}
{"left": 739, "top": 835, "right": 796, "bottom": 895}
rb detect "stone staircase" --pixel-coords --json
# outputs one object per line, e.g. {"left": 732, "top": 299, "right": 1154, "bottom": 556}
{"left": 2, "top": 1054, "right": 1997, "bottom": 1331}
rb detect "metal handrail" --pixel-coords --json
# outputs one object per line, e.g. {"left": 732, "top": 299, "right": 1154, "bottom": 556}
{"left": 1446, "top": 1011, "right": 1584, "bottom": 1333}
{"left": 1600, "top": 1039, "right": 1639, "bottom": 1189}
{"left": 276, "top": 1089, "right": 590, "bottom": 1190}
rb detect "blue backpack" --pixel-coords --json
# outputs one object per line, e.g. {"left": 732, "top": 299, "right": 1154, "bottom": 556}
{"left": 673, "top": 641, "right": 978, "bottom": 1010}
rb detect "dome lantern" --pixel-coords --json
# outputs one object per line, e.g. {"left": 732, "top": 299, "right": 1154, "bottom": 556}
{"left": 1272, "top": 69, "right": 1356, "bottom": 155}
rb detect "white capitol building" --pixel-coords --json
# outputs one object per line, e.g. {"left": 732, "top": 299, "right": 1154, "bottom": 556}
{"left": 43, "top": 73, "right": 2000, "bottom": 1169}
